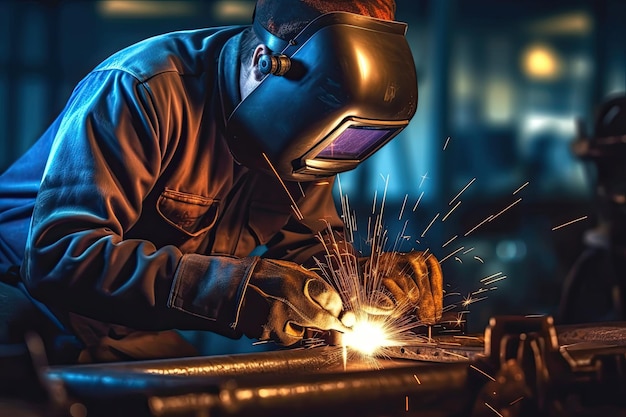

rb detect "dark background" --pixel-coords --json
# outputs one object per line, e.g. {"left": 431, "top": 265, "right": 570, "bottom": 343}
{"left": 0, "top": 0, "right": 624, "bottom": 353}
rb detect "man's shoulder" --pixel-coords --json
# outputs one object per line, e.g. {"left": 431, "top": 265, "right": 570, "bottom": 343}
{"left": 93, "top": 26, "right": 246, "bottom": 82}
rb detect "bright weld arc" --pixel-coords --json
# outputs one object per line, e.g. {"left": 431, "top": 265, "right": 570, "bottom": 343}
{"left": 263, "top": 134, "right": 531, "bottom": 368}
{"left": 264, "top": 158, "right": 512, "bottom": 371}
{"left": 256, "top": 159, "right": 404, "bottom": 360}
{"left": 316, "top": 169, "right": 523, "bottom": 363}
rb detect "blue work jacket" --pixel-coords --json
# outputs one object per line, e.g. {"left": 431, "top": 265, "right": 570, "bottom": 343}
{"left": 0, "top": 25, "right": 345, "bottom": 356}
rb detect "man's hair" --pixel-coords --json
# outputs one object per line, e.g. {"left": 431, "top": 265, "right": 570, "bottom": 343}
{"left": 254, "top": 0, "right": 396, "bottom": 42}
{"left": 240, "top": 28, "right": 260, "bottom": 66}
{"left": 241, "top": 1, "right": 395, "bottom": 82}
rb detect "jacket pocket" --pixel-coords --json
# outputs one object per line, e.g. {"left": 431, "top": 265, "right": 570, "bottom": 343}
{"left": 157, "top": 188, "right": 219, "bottom": 236}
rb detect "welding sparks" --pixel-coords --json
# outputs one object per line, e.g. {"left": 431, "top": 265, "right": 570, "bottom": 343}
{"left": 419, "top": 172, "right": 429, "bottom": 188}
{"left": 482, "top": 275, "right": 507, "bottom": 286}
{"left": 399, "top": 194, "right": 408, "bottom": 220}
{"left": 470, "top": 364, "right": 496, "bottom": 382}
{"left": 489, "top": 198, "right": 522, "bottom": 223}
{"left": 439, "top": 246, "right": 465, "bottom": 264}
{"left": 412, "top": 191, "right": 424, "bottom": 212}
{"left": 464, "top": 215, "right": 493, "bottom": 237}
{"left": 462, "top": 293, "right": 488, "bottom": 307}
{"left": 421, "top": 212, "right": 440, "bottom": 238}
{"left": 261, "top": 146, "right": 530, "bottom": 369}
{"left": 442, "top": 235, "right": 458, "bottom": 248}
{"left": 449, "top": 178, "right": 476, "bottom": 205}
{"left": 480, "top": 272, "right": 503, "bottom": 283}
{"left": 314, "top": 177, "right": 434, "bottom": 361}
{"left": 552, "top": 215, "right": 588, "bottom": 231}
{"left": 442, "top": 200, "right": 461, "bottom": 222}
{"left": 310, "top": 167, "right": 519, "bottom": 365}
{"left": 484, "top": 402, "right": 504, "bottom": 417}
{"left": 261, "top": 153, "right": 303, "bottom": 220}
{"left": 513, "top": 181, "right": 529, "bottom": 195}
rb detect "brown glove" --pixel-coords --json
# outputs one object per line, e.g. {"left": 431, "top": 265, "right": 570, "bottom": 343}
{"left": 237, "top": 258, "right": 354, "bottom": 346}
{"left": 362, "top": 251, "right": 443, "bottom": 324}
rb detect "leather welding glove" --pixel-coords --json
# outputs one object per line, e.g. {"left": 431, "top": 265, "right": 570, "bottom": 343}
{"left": 237, "top": 258, "right": 354, "bottom": 346}
{"left": 361, "top": 251, "right": 443, "bottom": 324}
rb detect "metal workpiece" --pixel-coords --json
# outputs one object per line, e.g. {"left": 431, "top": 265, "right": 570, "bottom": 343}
{"left": 43, "top": 346, "right": 348, "bottom": 402}
{"left": 149, "top": 360, "right": 475, "bottom": 417}
{"left": 43, "top": 345, "right": 478, "bottom": 417}
{"left": 42, "top": 347, "right": 346, "bottom": 416}
{"left": 36, "top": 315, "right": 626, "bottom": 417}
{"left": 46, "top": 345, "right": 346, "bottom": 377}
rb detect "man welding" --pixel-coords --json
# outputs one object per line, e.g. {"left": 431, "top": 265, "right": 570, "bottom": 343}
{"left": 0, "top": 0, "right": 442, "bottom": 363}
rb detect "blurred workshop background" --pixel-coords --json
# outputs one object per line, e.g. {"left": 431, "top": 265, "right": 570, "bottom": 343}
{"left": 0, "top": 0, "right": 624, "bottom": 351}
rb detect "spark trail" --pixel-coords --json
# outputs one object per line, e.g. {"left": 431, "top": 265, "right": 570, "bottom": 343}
{"left": 261, "top": 143, "right": 539, "bottom": 367}
{"left": 310, "top": 172, "right": 528, "bottom": 362}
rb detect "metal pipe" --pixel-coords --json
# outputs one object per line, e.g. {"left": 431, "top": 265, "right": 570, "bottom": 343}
{"left": 149, "top": 361, "right": 475, "bottom": 417}
{"left": 43, "top": 346, "right": 479, "bottom": 417}
{"left": 43, "top": 347, "right": 349, "bottom": 400}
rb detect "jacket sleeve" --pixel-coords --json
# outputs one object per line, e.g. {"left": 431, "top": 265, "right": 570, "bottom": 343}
{"left": 22, "top": 69, "right": 251, "bottom": 337}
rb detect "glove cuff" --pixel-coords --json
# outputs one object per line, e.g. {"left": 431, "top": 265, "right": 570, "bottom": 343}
{"left": 167, "top": 254, "right": 259, "bottom": 332}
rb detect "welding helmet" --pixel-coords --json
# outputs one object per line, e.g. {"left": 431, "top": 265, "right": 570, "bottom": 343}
{"left": 572, "top": 94, "right": 626, "bottom": 208}
{"left": 225, "top": 10, "right": 418, "bottom": 181}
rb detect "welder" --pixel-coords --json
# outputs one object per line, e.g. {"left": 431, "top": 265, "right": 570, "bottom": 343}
{"left": 0, "top": 0, "right": 443, "bottom": 364}
{"left": 558, "top": 93, "right": 626, "bottom": 324}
